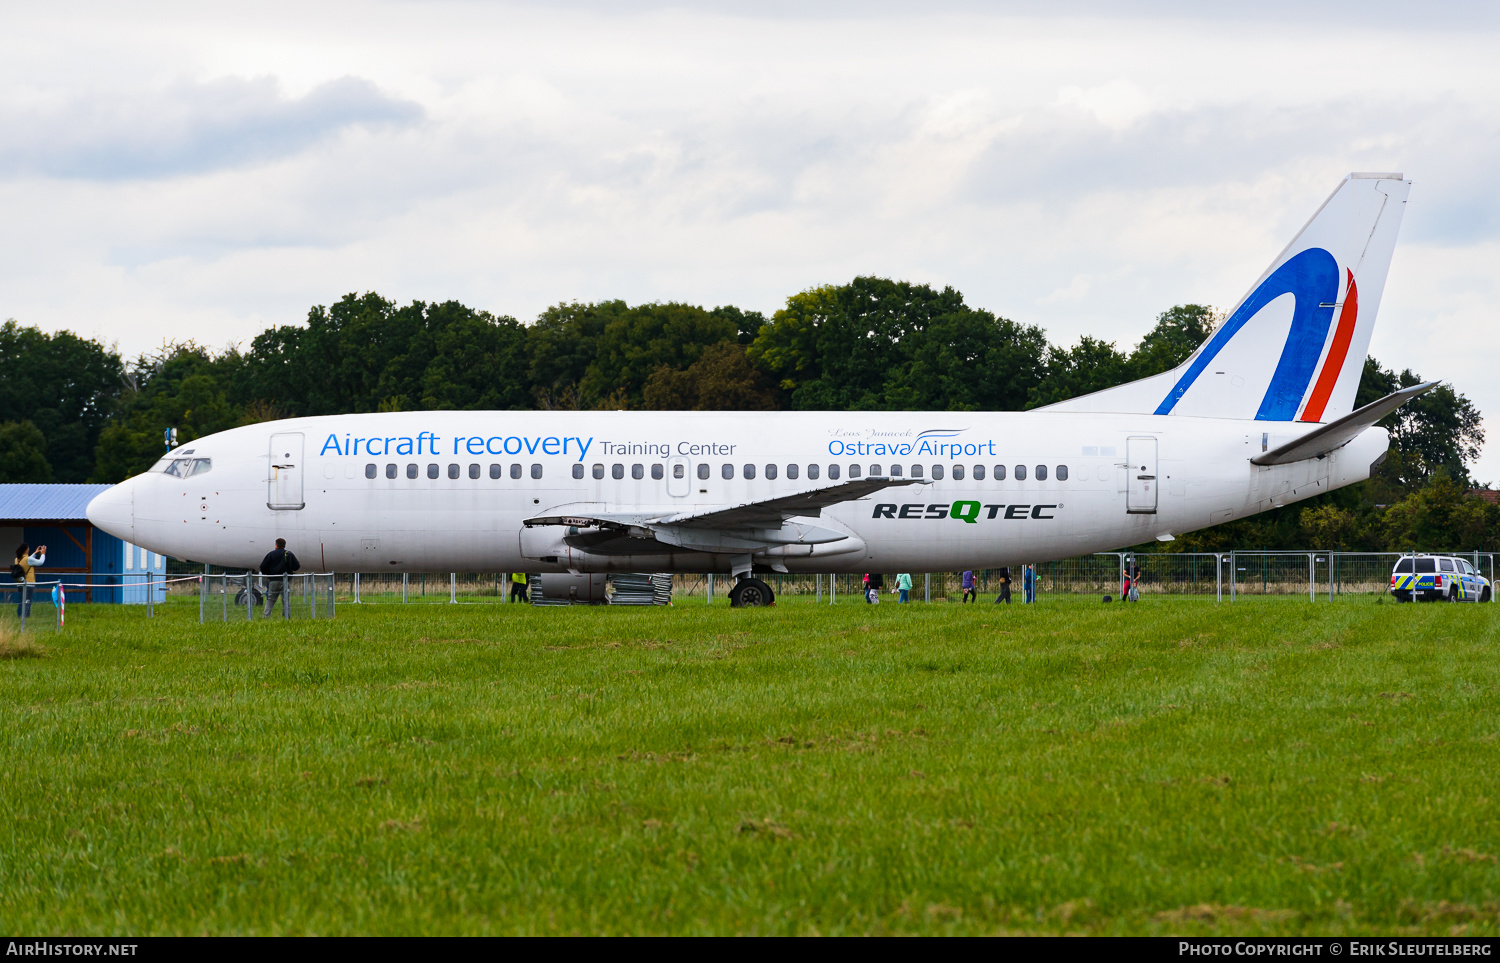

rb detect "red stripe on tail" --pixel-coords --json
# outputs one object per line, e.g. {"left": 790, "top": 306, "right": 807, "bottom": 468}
{"left": 1299, "top": 270, "right": 1358, "bottom": 423}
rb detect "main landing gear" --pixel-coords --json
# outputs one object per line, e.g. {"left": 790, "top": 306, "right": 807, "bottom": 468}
{"left": 729, "top": 577, "right": 775, "bottom": 608}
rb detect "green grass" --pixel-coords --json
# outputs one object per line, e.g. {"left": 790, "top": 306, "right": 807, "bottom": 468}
{"left": 2, "top": 594, "right": 1498, "bottom": 935}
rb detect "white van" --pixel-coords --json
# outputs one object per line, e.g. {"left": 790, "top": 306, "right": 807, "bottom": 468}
{"left": 1390, "top": 555, "right": 1491, "bottom": 602}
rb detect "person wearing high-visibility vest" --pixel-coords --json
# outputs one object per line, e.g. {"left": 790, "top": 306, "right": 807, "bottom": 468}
{"left": 509, "top": 572, "right": 529, "bottom": 603}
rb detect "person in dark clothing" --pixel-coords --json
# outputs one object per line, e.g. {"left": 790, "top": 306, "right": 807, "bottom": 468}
{"left": 259, "top": 538, "right": 301, "bottom": 616}
{"left": 994, "top": 566, "right": 1011, "bottom": 604}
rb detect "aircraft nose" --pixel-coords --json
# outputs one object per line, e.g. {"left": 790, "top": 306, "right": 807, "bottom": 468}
{"left": 86, "top": 480, "right": 135, "bottom": 542}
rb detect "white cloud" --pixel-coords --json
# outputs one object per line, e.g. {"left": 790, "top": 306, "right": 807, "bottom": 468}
{"left": 2, "top": 1, "right": 1499, "bottom": 475}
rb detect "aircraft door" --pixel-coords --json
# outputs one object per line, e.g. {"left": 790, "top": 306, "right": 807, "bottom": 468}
{"left": 268, "top": 432, "right": 305, "bottom": 510}
{"left": 666, "top": 455, "right": 691, "bottom": 497}
{"left": 1126, "top": 436, "right": 1157, "bottom": 515}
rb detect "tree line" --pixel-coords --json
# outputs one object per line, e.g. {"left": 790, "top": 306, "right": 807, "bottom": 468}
{"left": 0, "top": 275, "right": 1487, "bottom": 550}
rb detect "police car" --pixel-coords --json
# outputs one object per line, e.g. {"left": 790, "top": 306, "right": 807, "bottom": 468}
{"left": 1390, "top": 555, "right": 1491, "bottom": 602}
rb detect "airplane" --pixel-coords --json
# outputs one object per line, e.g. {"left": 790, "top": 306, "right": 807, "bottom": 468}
{"left": 87, "top": 172, "right": 1426, "bottom": 607}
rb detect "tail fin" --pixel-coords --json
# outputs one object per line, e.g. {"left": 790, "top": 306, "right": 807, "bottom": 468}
{"left": 1047, "top": 173, "right": 1410, "bottom": 422}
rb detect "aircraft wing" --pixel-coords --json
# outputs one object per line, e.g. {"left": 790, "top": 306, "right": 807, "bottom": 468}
{"left": 658, "top": 476, "right": 930, "bottom": 528}
{"left": 1251, "top": 381, "right": 1437, "bottom": 466}
{"left": 524, "top": 476, "right": 928, "bottom": 531}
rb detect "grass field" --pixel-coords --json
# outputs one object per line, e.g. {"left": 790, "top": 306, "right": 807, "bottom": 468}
{"left": 1, "top": 593, "right": 1497, "bottom": 935}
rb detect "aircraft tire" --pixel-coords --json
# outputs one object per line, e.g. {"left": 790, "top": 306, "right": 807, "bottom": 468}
{"left": 233, "top": 587, "right": 264, "bottom": 607}
{"left": 729, "top": 578, "right": 775, "bottom": 608}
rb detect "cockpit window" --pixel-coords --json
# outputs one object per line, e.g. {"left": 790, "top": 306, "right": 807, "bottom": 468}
{"left": 163, "top": 458, "right": 212, "bottom": 478}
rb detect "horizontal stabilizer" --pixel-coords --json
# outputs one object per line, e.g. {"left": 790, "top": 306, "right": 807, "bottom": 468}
{"left": 1250, "top": 381, "right": 1435, "bottom": 466}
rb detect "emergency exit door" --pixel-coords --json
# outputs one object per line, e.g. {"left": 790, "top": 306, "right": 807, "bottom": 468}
{"left": 268, "top": 432, "right": 305, "bottom": 510}
{"left": 1126, "top": 436, "right": 1157, "bottom": 515}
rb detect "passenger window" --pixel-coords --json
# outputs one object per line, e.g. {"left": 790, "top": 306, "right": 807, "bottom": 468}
{"left": 931, "top": 464, "right": 944, "bottom": 481}
{"left": 632, "top": 464, "right": 644, "bottom": 480}
{"left": 1415, "top": 558, "right": 1435, "bottom": 573}
{"left": 1036, "top": 465, "right": 1048, "bottom": 481}
{"left": 1440, "top": 559, "right": 1454, "bottom": 572}
{"left": 490, "top": 464, "right": 501, "bottom": 479}
{"left": 722, "top": 464, "right": 734, "bottom": 480}
{"left": 952, "top": 465, "right": 965, "bottom": 481}
{"left": 869, "top": 464, "right": 881, "bottom": 476}
{"left": 428, "top": 464, "right": 440, "bottom": 479}
{"left": 1014, "top": 465, "right": 1027, "bottom": 481}
{"left": 531, "top": 464, "right": 542, "bottom": 479}
{"left": 673, "top": 464, "right": 684, "bottom": 479}
{"left": 407, "top": 464, "right": 418, "bottom": 479}
{"left": 510, "top": 464, "right": 522, "bottom": 480}
{"left": 994, "top": 465, "right": 1006, "bottom": 480}
{"left": 651, "top": 464, "right": 664, "bottom": 480}
{"left": 743, "top": 464, "right": 756, "bottom": 479}
{"left": 1393, "top": 558, "right": 1412, "bottom": 573}
{"left": 697, "top": 463, "right": 710, "bottom": 480}
{"left": 849, "top": 465, "right": 862, "bottom": 479}
{"left": 787, "top": 464, "right": 800, "bottom": 480}
{"left": 1057, "top": 465, "right": 1069, "bottom": 481}
{"left": 469, "top": 464, "right": 480, "bottom": 479}
{"left": 448, "top": 464, "right": 460, "bottom": 479}
{"left": 911, "top": 464, "right": 923, "bottom": 478}
{"left": 1462, "top": 561, "right": 1475, "bottom": 575}
{"left": 827, "top": 464, "right": 840, "bottom": 480}
{"left": 571, "top": 464, "right": 584, "bottom": 479}
{"left": 890, "top": 464, "right": 902, "bottom": 477}
{"left": 365, "top": 464, "right": 377, "bottom": 479}
{"left": 765, "top": 464, "right": 778, "bottom": 480}
{"left": 612, "top": 464, "right": 624, "bottom": 479}
{"left": 387, "top": 464, "right": 398, "bottom": 479}
{"left": 973, "top": 465, "right": 986, "bottom": 481}
{"left": 593, "top": 464, "right": 605, "bottom": 479}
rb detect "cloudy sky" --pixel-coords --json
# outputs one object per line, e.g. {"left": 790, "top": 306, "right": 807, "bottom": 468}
{"left": 4, "top": 1, "right": 1499, "bottom": 474}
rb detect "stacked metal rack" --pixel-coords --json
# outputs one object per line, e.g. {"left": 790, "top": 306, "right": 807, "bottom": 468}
{"left": 608, "top": 573, "right": 672, "bottom": 605}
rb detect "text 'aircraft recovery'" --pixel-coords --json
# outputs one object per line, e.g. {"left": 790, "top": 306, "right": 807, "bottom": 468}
{"left": 88, "top": 173, "right": 1427, "bottom": 606}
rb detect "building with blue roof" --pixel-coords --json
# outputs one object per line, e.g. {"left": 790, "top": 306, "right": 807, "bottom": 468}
{"left": 1, "top": 484, "right": 165, "bottom": 604}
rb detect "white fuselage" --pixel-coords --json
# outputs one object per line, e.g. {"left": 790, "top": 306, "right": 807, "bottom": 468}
{"left": 85, "top": 410, "right": 1387, "bottom": 573}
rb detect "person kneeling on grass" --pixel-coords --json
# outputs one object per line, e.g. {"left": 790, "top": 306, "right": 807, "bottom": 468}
{"left": 259, "top": 538, "right": 301, "bottom": 616}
